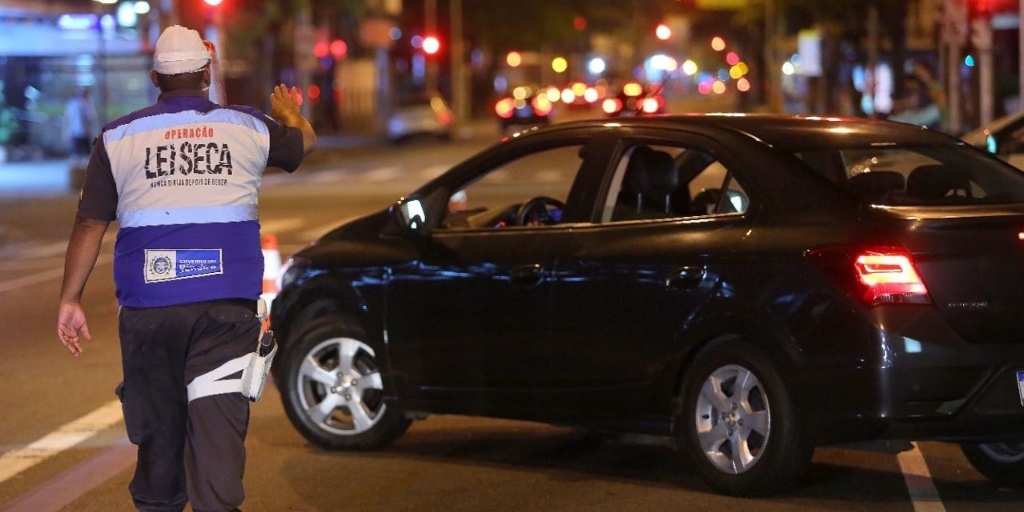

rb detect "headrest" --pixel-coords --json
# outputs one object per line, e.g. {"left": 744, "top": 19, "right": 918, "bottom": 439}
{"left": 641, "top": 149, "right": 677, "bottom": 192}
{"left": 906, "top": 164, "right": 970, "bottom": 199}
{"left": 845, "top": 170, "right": 905, "bottom": 200}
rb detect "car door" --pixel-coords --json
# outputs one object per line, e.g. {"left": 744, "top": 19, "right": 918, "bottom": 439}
{"left": 546, "top": 133, "right": 755, "bottom": 419}
{"left": 384, "top": 138, "right": 599, "bottom": 414}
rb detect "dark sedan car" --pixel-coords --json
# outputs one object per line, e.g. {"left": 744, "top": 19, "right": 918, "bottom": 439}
{"left": 602, "top": 81, "right": 666, "bottom": 117}
{"left": 269, "top": 114, "right": 1024, "bottom": 496}
{"left": 493, "top": 86, "right": 553, "bottom": 132}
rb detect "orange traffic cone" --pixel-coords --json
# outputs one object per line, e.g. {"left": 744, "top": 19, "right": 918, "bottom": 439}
{"left": 261, "top": 234, "right": 281, "bottom": 308}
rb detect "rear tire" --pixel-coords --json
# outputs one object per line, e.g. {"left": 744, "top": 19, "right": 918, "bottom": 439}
{"left": 680, "top": 338, "right": 812, "bottom": 496}
{"left": 961, "top": 440, "right": 1024, "bottom": 487}
{"left": 278, "top": 318, "right": 411, "bottom": 450}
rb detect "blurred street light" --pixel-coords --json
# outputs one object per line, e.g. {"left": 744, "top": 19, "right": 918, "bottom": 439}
{"left": 655, "top": 23, "right": 671, "bottom": 41}
{"left": 507, "top": 51, "right": 522, "bottom": 67}
{"left": 551, "top": 56, "right": 568, "bottom": 74}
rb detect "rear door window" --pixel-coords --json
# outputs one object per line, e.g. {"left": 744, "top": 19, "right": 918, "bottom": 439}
{"left": 601, "top": 143, "right": 748, "bottom": 222}
{"left": 797, "top": 146, "right": 1024, "bottom": 206}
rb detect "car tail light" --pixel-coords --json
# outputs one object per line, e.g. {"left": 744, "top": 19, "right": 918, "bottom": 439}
{"left": 623, "top": 82, "right": 643, "bottom": 97}
{"left": 532, "top": 95, "right": 553, "bottom": 116}
{"left": 602, "top": 97, "right": 622, "bottom": 114}
{"left": 808, "top": 246, "right": 932, "bottom": 307}
{"left": 495, "top": 98, "right": 515, "bottom": 119}
{"left": 640, "top": 97, "right": 660, "bottom": 113}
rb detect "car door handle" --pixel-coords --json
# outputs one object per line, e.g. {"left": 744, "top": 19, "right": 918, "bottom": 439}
{"left": 666, "top": 266, "right": 706, "bottom": 291}
{"left": 509, "top": 264, "right": 544, "bottom": 288}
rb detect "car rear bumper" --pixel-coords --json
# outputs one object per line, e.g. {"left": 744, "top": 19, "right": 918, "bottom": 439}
{"left": 882, "top": 365, "right": 1024, "bottom": 442}
{"left": 791, "top": 306, "right": 1024, "bottom": 446}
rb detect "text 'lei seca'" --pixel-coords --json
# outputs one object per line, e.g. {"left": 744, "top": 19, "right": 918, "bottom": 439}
{"left": 145, "top": 125, "right": 234, "bottom": 180}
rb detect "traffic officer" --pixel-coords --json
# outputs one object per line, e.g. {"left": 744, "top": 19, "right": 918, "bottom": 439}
{"left": 56, "top": 24, "right": 316, "bottom": 512}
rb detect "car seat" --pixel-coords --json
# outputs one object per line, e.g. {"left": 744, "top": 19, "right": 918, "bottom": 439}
{"left": 844, "top": 170, "right": 905, "bottom": 204}
{"left": 906, "top": 164, "right": 971, "bottom": 200}
{"left": 614, "top": 147, "right": 680, "bottom": 219}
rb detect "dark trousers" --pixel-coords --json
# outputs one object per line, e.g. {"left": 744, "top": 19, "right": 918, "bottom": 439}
{"left": 117, "top": 299, "right": 259, "bottom": 512}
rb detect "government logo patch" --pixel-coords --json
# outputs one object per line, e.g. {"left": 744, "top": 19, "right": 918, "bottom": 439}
{"left": 144, "top": 249, "right": 223, "bottom": 283}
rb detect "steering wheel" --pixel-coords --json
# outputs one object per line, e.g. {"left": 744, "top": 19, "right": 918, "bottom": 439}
{"left": 515, "top": 196, "right": 565, "bottom": 226}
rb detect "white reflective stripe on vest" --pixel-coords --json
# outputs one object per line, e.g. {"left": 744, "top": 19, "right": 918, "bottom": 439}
{"left": 186, "top": 353, "right": 254, "bottom": 402}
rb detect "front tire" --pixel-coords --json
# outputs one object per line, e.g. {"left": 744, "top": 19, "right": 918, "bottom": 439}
{"left": 278, "top": 318, "right": 411, "bottom": 450}
{"left": 961, "top": 440, "right": 1024, "bottom": 487}
{"left": 681, "top": 339, "right": 812, "bottom": 496}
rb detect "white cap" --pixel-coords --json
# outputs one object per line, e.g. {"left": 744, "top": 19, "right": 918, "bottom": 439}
{"left": 153, "top": 25, "right": 211, "bottom": 75}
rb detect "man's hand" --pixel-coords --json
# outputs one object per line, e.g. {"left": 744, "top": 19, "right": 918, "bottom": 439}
{"left": 270, "top": 84, "right": 302, "bottom": 124}
{"left": 57, "top": 302, "right": 92, "bottom": 356}
{"left": 269, "top": 84, "right": 317, "bottom": 155}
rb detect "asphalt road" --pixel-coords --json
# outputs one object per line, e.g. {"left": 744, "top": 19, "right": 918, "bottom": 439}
{"left": 2, "top": 102, "right": 1023, "bottom": 511}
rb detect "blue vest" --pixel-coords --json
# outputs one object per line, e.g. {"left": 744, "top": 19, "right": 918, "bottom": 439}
{"left": 102, "top": 96, "right": 271, "bottom": 308}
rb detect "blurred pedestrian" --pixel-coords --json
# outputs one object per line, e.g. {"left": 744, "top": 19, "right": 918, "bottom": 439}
{"left": 888, "top": 75, "right": 941, "bottom": 130}
{"left": 64, "top": 86, "right": 97, "bottom": 166}
{"left": 911, "top": 61, "right": 947, "bottom": 130}
{"left": 56, "top": 24, "right": 316, "bottom": 512}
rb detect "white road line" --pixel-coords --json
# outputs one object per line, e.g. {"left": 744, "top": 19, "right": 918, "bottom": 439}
{"left": 261, "top": 217, "right": 304, "bottom": 234}
{"left": 0, "top": 253, "right": 112, "bottom": 293}
{"left": 897, "top": 442, "right": 947, "bottom": 512}
{"left": 0, "top": 240, "right": 69, "bottom": 259}
{"left": 0, "top": 436, "right": 135, "bottom": 512}
{"left": 0, "top": 400, "right": 124, "bottom": 485}
{"left": 363, "top": 166, "right": 402, "bottom": 181}
{"left": 421, "top": 164, "right": 451, "bottom": 180}
{"left": 0, "top": 267, "right": 64, "bottom": 294}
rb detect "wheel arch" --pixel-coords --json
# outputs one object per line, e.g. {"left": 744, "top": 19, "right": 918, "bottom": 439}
{"left": 663, "top": 307, "right": 802, "bottom": 437}
{"left": 273, "top": 273, "right": 378, "bottom": 354}
{"left": 667, "top": 310, "right": 815, "bottom": 496}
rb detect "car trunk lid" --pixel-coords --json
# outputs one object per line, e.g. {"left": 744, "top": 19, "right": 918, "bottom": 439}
{"left": 884, "top": 205, "right": 1024, "bottom": 345}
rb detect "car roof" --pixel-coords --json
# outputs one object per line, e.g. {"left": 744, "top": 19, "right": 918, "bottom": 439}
{"left": 960, "top": 109, "right": 1024, "bottom": 146}
{"left": 551, "top": 114, "right": 963, "bottom": 150}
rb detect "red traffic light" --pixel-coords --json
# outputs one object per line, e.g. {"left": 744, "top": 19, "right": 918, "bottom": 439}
{"left": 423, "top": 36, "right": 440, "bottom": 55}
{"left": 969, "top": 0, "right": 1015, "bottom": 15}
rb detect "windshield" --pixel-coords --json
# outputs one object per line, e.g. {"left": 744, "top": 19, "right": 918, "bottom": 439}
{"left": 794, "top": 145, "right": 1024, "bottom": 206}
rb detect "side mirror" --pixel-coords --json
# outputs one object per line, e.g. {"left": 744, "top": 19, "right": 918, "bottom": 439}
{"left": 390, "top": 195, "right": 429, "bottom": 236}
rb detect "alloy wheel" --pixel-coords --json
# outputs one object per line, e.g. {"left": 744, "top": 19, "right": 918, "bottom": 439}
{"left": 693, "top": 364, "right": 771, "bottom": 474}
{"left": 294, "top": 336, "right": 387, "bottom": 436}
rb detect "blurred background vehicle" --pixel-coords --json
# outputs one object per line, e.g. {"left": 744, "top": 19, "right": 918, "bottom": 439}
{"left": 494, "top": 86, "right": 554, "bottom": 132}
{"left": 961, "top": 108, "right": 1024, "bottom": 169}
{"left": 386, "top": 92, "right": 454, "bottom": 143}
{"left": 601, "top": 81, "right": 666, "bottom": 118}
{"left": 557, "top": 81, "right": 604, "bottom": 110}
